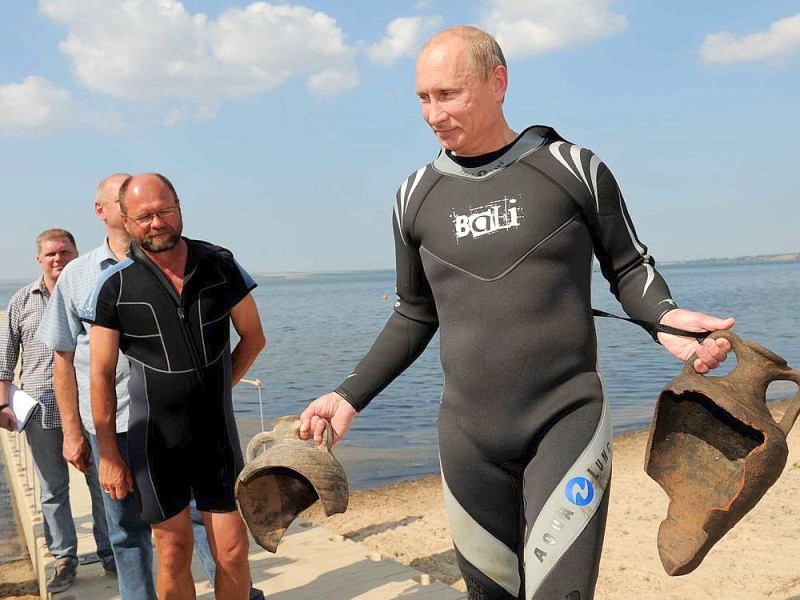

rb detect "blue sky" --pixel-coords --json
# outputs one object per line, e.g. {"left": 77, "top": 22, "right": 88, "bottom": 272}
{"left": 1, "top": 0, "right": 798, "bottom": 280}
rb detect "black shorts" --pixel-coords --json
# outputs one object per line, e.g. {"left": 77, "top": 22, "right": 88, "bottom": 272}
{"left": 126, "top": 363, "right": 244, "bottom": 524}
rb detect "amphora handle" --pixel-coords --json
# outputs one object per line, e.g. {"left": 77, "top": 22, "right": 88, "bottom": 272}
{"left": 686, "top": 330, "right": 800, "bottom": 437}
{"left": 776, "top": 369, "right": 800, "bottom": 437}
{"left": 245, "top": 417, "right": 334, "bottom": 463}
{"left": 311, "top": 419, "right": 336, "bottom": 453}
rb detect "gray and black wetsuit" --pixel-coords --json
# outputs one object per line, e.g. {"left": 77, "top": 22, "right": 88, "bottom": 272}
{"left": 81, "top": 239, "right": 256, "bottom": 524}
{"left": 335, "top": 126, "right": 677, "bottom": 599}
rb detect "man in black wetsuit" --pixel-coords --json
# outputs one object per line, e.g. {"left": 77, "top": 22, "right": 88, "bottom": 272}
{"left": 82, "top": 173, "right": 266, "bottom": 599}
{"left": 300, "top": 26, "right": 735, "bottom": 600}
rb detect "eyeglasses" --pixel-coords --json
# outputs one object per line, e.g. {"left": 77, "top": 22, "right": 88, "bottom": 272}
{"left": 124, "top": 205, "right": 180, "bottom": 227}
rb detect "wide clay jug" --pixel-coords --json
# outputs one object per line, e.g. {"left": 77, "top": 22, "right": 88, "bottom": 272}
{"left": 644, "top": 330, "right": 800, "bottom": 576}
{"left": 235, "top": 415, "right": 349, "bottom": 552}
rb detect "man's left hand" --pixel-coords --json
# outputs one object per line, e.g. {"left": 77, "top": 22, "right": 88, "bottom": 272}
{"left": 658, "top": 309, "right": 735, "bottom": 374}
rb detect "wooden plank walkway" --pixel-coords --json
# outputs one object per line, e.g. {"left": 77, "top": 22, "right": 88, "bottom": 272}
{"left": 1, "top": 429, "right": 466, "bottom": 599}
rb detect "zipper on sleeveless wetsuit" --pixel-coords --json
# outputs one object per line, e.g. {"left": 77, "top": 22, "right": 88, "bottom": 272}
{"left": 177, "top": 309, "right": 205, "bottom": 378}
{"left": 155, "top": 285, "right": 205, "bottom": 382}
{"left": 175, "top": 300, "right": 205, "bottom": 381}
{"left": 132, "top": 243, "right": 205, "bottom": 382}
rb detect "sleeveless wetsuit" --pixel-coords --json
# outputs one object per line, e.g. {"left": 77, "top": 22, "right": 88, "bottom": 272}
{"left": 81, "top": 239, "right": 256, "bottom": 524}
{"left": 334, "top": 126, "right": 677, "bottom": 599}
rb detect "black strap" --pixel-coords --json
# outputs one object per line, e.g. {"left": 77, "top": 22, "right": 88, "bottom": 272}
{"left": 592, "top": 309, "right": 710, "bottom": 341}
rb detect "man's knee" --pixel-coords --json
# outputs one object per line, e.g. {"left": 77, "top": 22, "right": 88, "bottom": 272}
{"left": 154, "top": 535, "right": 194, "bottom": 573}
{"left": 215, "top": 529, "right": 249, "bottom": 570}
{"left": 205, "top": 513, "right": 249, "bottom": 571}
{"left": 152, "top": 513, "right": 195, "bottom": 573}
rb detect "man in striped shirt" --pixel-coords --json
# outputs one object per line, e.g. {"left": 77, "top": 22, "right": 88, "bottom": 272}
{"left": 0, "top": 228, "right": 114, "bottom": 593}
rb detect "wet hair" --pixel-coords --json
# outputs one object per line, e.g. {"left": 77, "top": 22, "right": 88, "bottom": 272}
{"left": 424, "top": 25, "right": 507, "bottom": 81}
{"left": 36, "top": 228, "right": 77, "bottom": 254}
{"left": 119, "top": 173, "right": 179, "bottom": 212}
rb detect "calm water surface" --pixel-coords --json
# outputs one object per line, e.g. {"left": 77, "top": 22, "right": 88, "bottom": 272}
{"left": 2, "top": 260, "right": 798, "bottom": 489}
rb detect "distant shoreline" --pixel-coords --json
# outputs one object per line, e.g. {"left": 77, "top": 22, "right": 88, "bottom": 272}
{"left": 0, "top": 253, "right": 797, "bottom": 283}
{"left": 255, "top": 252, "right": 799, "bottom": 278}
{"left": 659, "top": 251, "right": 799, "bottom": 267}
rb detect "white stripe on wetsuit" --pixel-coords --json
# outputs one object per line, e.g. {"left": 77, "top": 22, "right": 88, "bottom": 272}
{"left": 524, "top": 396, "right": 613, "bottom": 598}
{"left": 441, "top": 468, "right": 522, "bottom": 596}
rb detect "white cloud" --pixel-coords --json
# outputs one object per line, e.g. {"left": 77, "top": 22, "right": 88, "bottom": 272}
{"left": 307, "top": 68, "right": 360, "bottom": 96}
{"left": 0, "top": 75, "right": 121, "bottom": 135}
{"left": 367, "top": 16, "right": 444, "bottom": 67}
{"left": 37, "top": 0, "right": 359, "bottom": 104}
{"left": 481, "top": 0, "right": 628, "bottom": 58}
{"left": 700, "top": 13, "right": 800, "bottom": 65}
{"left": 163, "top": 104, "right": 218, "bottom": 127}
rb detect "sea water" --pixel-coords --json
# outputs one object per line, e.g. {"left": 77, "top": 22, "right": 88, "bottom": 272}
{"left": 1, "top": 260, "right": 798, "bottom": 489}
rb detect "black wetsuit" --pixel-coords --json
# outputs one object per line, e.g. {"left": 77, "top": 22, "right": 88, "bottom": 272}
{"left": 335, "top": 126, "right": 677, "bottom": 599}
{"left": 81, "top": 239, "right": 256, "bottom": 523}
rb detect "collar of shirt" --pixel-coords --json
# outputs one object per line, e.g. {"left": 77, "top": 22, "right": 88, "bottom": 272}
{"left": 96, "top": 238, "right": 121, "bottom": 268}
{"left": 30, "top": 276, "right": 49, "bottom": 299}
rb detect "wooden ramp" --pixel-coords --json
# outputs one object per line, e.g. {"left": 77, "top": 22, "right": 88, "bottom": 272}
{"left": 1, "top": 429, "right": 466, "bottom": 599}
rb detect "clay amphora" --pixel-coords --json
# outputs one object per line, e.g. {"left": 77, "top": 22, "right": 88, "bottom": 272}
{"left": 235, "top": 415, "right": 349, "bottom": 552}
{"left": 644, "top": 330, "right": 800, "bottom": 576}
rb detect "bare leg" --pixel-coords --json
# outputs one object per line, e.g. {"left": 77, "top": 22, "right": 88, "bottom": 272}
{"left": 151, "top": 507, "right": 196, "bottom": 600}
{"left": 201, "top": 509, "right": 250, "bottom": 600}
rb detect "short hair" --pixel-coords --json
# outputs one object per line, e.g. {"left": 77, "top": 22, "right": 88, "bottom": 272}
{"left": 36, "top": 228, "right": 77, "bottom": 254}
{"left": 119, "top": 173, "right": 179, "bottom": 212}
{"left": 423, "top": 26, "right": 507, "bottom": 81}
{"left": 94, "top": 173, "right": 132, "bottom": 205}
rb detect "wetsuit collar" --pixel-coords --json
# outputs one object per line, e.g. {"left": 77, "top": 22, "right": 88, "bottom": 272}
{"left": 432, "top": 125, "right": 563, "bottom": 181}
{"left": 128, "top": 237, "right": 219, "bottom": 294}
{"left": 129, "top": 238, "right": 186, "bottom": 300}
{"left": 444, "top": 137, "right": 518, "bottom": 169}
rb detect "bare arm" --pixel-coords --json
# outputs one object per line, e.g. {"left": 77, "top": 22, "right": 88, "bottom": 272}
{"left": 0, "top": 308, "right": 20, "bottom": 431}
{"left": 0, "top": 380, "right": 14, "bottom": 431}
{"left": 53, "top": 351, "right": 92, "bottom": 472}
{"left": 229, "top": 293, "right": 266, "bottom": 387}
{"left": 89, "top": 324, "right": 133, "bottom": 499}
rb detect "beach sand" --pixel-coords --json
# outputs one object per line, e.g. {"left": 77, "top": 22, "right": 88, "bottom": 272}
{"left": 302, "top": 399, "right": 800, "bottom": 599}
{"left": 3, "top": 401, "right": 798, "bottom": 599}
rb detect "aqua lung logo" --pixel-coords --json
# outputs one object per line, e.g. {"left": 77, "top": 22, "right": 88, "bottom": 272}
{"left": 586, "top": 441, "right": 612, "bottom": 483}
{"left": 452, "top": 197, "right": 522, "bottom": 241}
{"left": 530, "top": 441, "right": 612, "bottom": 564}
{"left": 531, "top": 506, "right": 576, "bottom": 564}
{"left": 565, "top": 477, "right": 594, "bottom": 506}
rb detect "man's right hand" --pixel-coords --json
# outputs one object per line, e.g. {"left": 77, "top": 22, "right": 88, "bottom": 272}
{"left": 63, "top": 430, "right": 92, "bottom": 473}
{"left": 299, "top": 392, "right": 357, "bottom": 446}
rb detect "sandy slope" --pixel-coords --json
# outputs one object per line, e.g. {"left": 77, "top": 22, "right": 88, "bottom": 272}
{"left": 304, "top": 400, "right": 800, "bottom": 599}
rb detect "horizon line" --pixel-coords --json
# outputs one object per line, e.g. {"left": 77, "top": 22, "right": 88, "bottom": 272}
{"left": 0, "top": 251, "right": 797, "bottom": 283}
